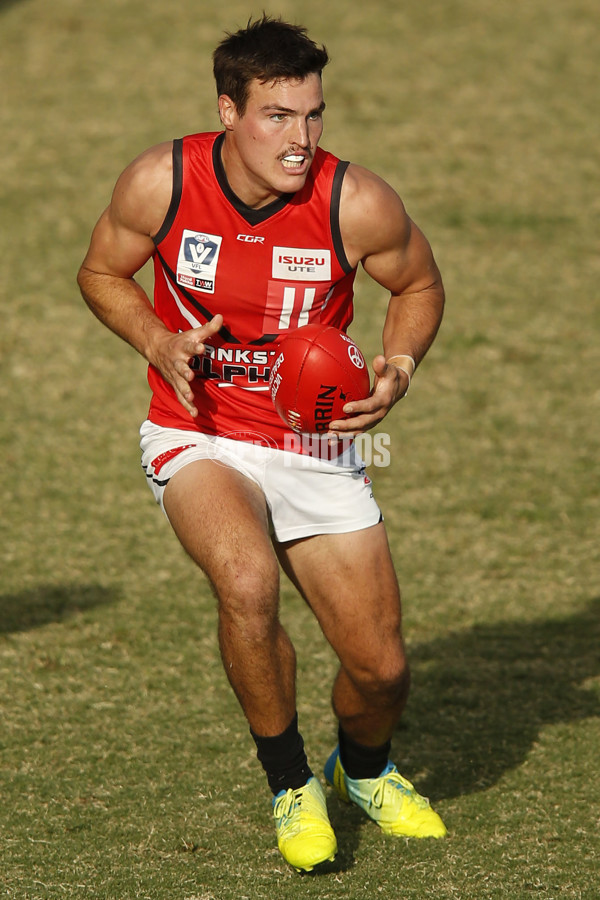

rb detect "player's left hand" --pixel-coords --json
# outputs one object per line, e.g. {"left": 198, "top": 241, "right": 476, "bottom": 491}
{"left": 328, "top": 354, "right": 409, "bottom": 435}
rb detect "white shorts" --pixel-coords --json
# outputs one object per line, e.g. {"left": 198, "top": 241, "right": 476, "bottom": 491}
{"left": 139, "top": 420, "right": 382, "bottom": 543}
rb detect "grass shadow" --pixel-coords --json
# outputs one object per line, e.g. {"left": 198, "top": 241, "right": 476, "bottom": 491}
{"left": 325, "top": 795, "right": 367, "bottom": 872}
{"left": 0, "top": 0, "right": 32, "bottom": 12}
{"left": 397, "top": 597, "right": 600, "bottom": 801}
{"left": 0, "top": 583, "right": 117, "bottom": 634}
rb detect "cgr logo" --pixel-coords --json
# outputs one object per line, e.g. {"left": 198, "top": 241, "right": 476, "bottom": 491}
{"left": 237, "top": 234, "right": 265, "bottom": 243}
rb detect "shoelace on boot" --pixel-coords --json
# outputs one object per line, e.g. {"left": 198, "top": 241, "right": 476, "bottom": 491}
{"left": 370, "top": 770, "right": 430, "bottom": 811}
{"left": 274, "top": 787, "right": 302, "bottom": 822}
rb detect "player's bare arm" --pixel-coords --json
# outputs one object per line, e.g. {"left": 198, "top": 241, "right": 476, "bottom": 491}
{"left": 77, "top": 143, "right": 222, "bottom": 417}
{"left": 330, "top": 164, "right": 445, "bottom": 433}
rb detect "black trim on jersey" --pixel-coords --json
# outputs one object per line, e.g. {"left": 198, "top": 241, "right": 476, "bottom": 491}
{"left": 331, "top": 159, "right": 353, "bottom": 275}
{"left": 153, "top": 138, "right": 183, "bottom": 245}
{"left": 155, "top": 250, "right": 241, "bottom": 344}
{"left": 249, "top": 333, "right": 279, "bottom": 345}
{"left": 212, "top": 132, "right": 293, "bottom": 226}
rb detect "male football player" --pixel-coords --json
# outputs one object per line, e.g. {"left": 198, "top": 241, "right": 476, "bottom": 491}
{"left": 78, "top": 15, "right": 446, "bottom": 871}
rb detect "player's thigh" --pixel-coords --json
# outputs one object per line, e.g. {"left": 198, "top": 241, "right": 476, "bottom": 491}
{"left": 163, "top": 458, "right": 279, "bottom": 603}
{"left": 276, "top": 522, "right": 404, "bottom": 669}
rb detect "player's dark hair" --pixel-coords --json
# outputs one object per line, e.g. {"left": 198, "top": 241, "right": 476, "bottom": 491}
{"left": 213, "top": 15, "right": 329, "bottom": 115}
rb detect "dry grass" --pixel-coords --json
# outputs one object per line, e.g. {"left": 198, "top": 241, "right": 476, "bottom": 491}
{"left": 1, "top": 0, "right": 599, "bottom": 897}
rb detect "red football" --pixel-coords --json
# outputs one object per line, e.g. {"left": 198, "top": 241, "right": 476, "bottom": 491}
{"left": 269, "top": 323, "right": 371, "bottom": 433}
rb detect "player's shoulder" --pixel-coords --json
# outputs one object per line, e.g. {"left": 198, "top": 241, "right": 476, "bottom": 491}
{"left": 119, "top": 131, "right": 218, "bottom": 195}
{"left": 111, "top": 141, "right": 175, "bottom": 234}
{"left": 118, "top": 141, "right": 174, "bottom": 191}
{"left": 340, "top": 163, "right": 410, "bottom": 260}
{"left": 342, "top": 163, "right": 405, "bottom": 214}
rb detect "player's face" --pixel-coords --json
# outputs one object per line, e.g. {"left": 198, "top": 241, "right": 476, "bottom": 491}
{"left": 219, "top": 73, "right": 325, "bottom": 208}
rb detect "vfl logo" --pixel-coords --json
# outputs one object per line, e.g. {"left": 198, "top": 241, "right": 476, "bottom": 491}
{"left": 177, "top": 229, "right": 223, "bottom": 294}
{"left": 272, "top": 246, "right": 331, "bottom": 281}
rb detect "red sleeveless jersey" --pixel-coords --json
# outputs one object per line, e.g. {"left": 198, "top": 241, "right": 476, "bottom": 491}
{"left": 149, "top": 131, "right": 358, "bottom": 449}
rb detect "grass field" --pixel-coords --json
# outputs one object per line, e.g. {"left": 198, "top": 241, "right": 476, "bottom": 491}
{"left": 1, "top": 0, "right": 599, "bottom": 897}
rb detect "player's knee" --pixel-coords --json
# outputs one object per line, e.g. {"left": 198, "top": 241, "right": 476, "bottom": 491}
{"left": 353, "top": 653, "right": 410, "bottom": 705}
{"left": 375, "top": 657, "right": 410, "bottom": 703}
{"left": 215, "top": 558, "right": 280, "bottom": 641}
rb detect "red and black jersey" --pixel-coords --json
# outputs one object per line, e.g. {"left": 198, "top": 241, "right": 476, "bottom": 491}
{"left": 148, "top": 131, "right": 358, "bottom": 448}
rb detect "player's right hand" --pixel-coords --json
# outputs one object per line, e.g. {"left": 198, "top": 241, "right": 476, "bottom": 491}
{"left": 148, "top": 314, "right": 223, "bottom": 417}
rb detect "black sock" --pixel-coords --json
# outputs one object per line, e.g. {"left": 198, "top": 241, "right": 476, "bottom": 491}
{"left": 338, "top": 725, "right": 391, "bottom": 780}
{"left": 250, "top": 713, "right": 313, "bottom": 795}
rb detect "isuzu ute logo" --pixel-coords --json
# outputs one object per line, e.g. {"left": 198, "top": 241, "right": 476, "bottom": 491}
{"left": 272, "top": 246, "right": 331, "bottom": 281}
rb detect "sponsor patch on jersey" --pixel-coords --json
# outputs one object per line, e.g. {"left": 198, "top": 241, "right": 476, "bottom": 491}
{"left": 272, "top": 247, "right": 331, "bottom": 281}
{"left": 177, "top": 229, "right": 223, "bottom": 293}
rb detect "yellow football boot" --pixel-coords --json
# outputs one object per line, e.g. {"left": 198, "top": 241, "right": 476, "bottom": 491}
{"left": 324, "top": 747, "right": 447, "bottom": 839}
{"left": 272, "top": 777, "right": 337, "bottom": 871}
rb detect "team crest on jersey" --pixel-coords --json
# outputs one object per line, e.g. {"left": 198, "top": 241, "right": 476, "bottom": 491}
{"left": 272, "top": 247, "right": 331, "bottom": 281}
{"left": 177, "top": 229, "right": 223, "bottom": 293}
